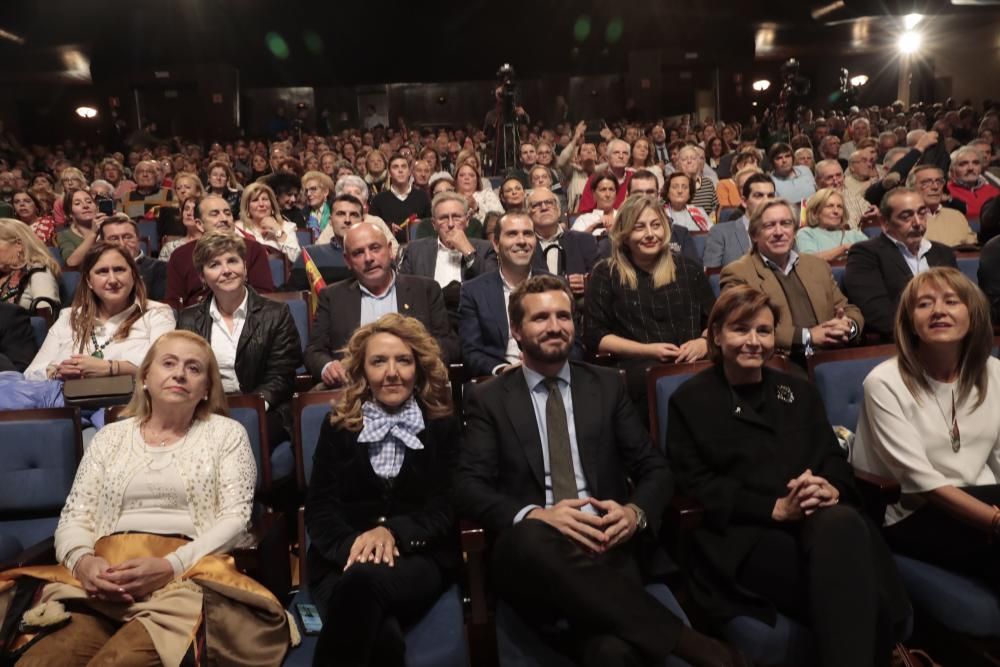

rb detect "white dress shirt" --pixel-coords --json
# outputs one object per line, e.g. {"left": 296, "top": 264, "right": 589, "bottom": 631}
{"left": 887, "top": 235, "right": 932, "bottom": 276}
{"left": 209, "top": 288, "right": 249, "bottom": 394}
{"left": 433, "top": 240, "right": 464, "bottom": 288}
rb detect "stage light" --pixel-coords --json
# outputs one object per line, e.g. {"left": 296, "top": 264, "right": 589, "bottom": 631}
{"left": 75, "top": 106, "right": 97, "bottom": 119}
{"left": 898, "top": 31, "right": 922, "bottom": 55}
{"left": 903, "top": 13, "right": 923, "bottom": 30}
{"left": 849, "top": 74, "right": 869, "bottom": 87}
{"left": 752, "top": 79, "right": 771, "bottom": 92}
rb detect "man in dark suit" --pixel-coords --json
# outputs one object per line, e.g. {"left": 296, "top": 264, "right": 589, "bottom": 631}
{"left": 455, "top": 275, "right": 749, "bottom": 667}
{"left": 305, "top": 221, "right": 459, "bottom": 387}
{"left": 526, "top": 186, "right": 598, "bottom": 296}
{"left": 0, "top": 304, "right": 38, "bottom": 372}
{"left": 844, "top": 188, "right": 957, "bottom": 338}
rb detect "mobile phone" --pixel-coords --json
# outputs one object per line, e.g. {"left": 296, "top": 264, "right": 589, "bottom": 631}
{"left": 97, "top": 198, "right": 115, "bottom": 216}
{"left": 296, "top": 603, "right": 323, "bottom": 635}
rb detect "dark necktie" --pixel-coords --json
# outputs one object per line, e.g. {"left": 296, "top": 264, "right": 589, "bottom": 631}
{"left": 544, "top": 377, "right": 577, "bottom": 502}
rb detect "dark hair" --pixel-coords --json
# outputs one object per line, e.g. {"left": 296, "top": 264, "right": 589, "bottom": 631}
{"left": 768, "top": 142, "right": 793, "bottom": 162}
{"left": 387, "top": 153, "right": 409, "bottom": 167}
{"left": 331, "top": 193, "right": 364, "bottom": 212}
{"left": 627, "top": 169, "right": 659, "bottom": 193}
{"left": 493, "top": 210, "right": 533, "bottom": 242}
{"left": 741, "top": 173, "right": 776, "bottom": 200}
{"left": 706, "top": 285, "right": 781, "bottom": 362}
{"left": 589, "top": 169, "right": 619, "bottom": 193}
{"left": 96, "top": 213, "right": 138, "bottom": 238}
{"left": 63, "top": 188, "right": 94, "bottom": 221}
{"left": 879, "top": 187, "right": 919, "bottom": 221}
{"left": 662, "top": 172, "right": 694, "bottom": 203}
{"left": 262, "top": 171, "right": 302, "bottom": 197}
{"left": 508, "top": 274, "right": 574, "bottom": 328}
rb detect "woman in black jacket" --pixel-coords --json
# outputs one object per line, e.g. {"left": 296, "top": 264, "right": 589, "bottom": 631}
{"left": 666, "top": 285, "right": 909, "bottom": 667}
{"left": 176, "top": 232, "right": 301, "bottom": 444}
{"left": 305, "top": 313, "right": 460, "bottom": 667}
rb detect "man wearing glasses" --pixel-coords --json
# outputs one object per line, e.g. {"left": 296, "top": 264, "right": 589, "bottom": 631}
{"left": 526, "top": 187, "right": 598, "bottom": 296}
{"left": 844, "top": 188, "right": 957, "bottom": 339}
{"left": 909, "top": 165, "right": 978, "bottom": 247}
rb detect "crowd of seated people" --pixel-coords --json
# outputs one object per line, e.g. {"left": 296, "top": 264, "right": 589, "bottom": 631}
{"left": 0, "top": 95, "right": 997, "bottom": 666}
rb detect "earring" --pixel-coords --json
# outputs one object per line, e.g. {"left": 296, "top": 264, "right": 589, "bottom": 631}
{"left": 203, "top": 395, "right": 208, "bottom": 401}
{"left": 143, "top": 384, "right": 148, "bottom": 391}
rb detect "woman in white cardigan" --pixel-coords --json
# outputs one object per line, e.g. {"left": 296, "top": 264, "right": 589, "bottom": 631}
{"left": 853, "top": 267, "right": 1000, "bottom": 592}
{"left": 14, "top": 330, "right": 293, "bottom": 666}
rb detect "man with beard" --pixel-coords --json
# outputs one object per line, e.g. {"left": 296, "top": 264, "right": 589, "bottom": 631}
{"left": 455, "top": 274, "right": 751, "bottom": 667}
{"left": 947, "top": 146, "right": 1000, "bottom": 219}
{"left": 304, "top": 221, "right": 458, "bottom": 387}
{"left": 557, "top": 121, "right": 606, "bottom": 214}
{"left": 909, "top": 165, "right": 977, "bottom": 247}
{"left": 844, "top": 188, "right": 957, "bottom": 338}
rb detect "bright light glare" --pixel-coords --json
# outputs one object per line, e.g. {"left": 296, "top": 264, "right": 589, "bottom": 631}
{"left": 898, "top": 31, "right": 922, "bottom": 55}
{"left": 752, "top": 79, "right": 771, "bottom": 92}
{"left": 850, "top": 74, "right": 869, "bottom": 87}
{"left": 75, "top": 106, "right": 97, "bottom": 119}
{"left": 903, "top": 13, "right": 923, "bottom": 30}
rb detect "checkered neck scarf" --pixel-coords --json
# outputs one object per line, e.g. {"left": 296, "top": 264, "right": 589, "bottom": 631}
{"left": 358, "top": 397, "right": 425, "bottom": 479}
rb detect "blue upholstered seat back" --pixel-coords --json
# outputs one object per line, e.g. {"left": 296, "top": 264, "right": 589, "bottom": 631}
{"left": 811, "top": 354, "right": 890, "bottom": 430}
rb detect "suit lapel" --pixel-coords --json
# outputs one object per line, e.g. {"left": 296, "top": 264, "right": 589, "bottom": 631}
{"left": 343, "top": 282, "right": 362, "bottom": 339}
{"left": 568, "top": 365, "right": 600, "bottom": 493}
{"left": 504, "top": 373, "right": 546, "bottom": 491}
{"left": 394, "top": 275, "right": 415, "bottom": 315}
{"left": 736, "top": 223, "right": 751, "bottom": 255}
{"left": 879, "top": 234, "right": 912, "bottom": 280}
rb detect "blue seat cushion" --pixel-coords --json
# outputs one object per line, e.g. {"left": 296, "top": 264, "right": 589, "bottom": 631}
{"left": 271, "top": 440, "right": 295, "bottom": 482}
{"left": 894, "top": 554, "right": 1000, "bottom": 638}
{"left": 722, "top": 613, "right": 814, "bottom": 666}
{"left": 283, "top": 584, "right": 468, "bottom": 667}
{"left": 496, "top": 583, "right": 693, "bottom": 667}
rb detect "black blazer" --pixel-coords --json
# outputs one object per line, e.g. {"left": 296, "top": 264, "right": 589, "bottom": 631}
{"left": 980, "top": 235, "right": 1000, "bottom": 324}
{"left": 455, "top": 361, "right": 673, "bottom": 572}
{"left": 304, "top": 413, "right": 462, "bottom": 585}
{"left": 304, "top": 274, "right": 460, "bottom": 382}
{"left": 667, "top": 365, "right": 862, "bottom": 623}
{"left": 843, "top": 233, "right": 957, "bottom": 337}
{"left": 0, "top": 304, "right": 38, "bottom": 372}
{"left": 398, "top": 236, "right": 497, "bottom": 281}
{"left": 530, "top": 230, "right": 599, "bottom": 277}
{"left": 176, "top": 288, "right": 301, "bottom": 419}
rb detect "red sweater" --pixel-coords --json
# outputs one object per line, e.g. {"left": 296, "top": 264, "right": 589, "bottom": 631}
{"left": 575, "top": 170, "right": 634, "bottom": 214}
{"left": 948, "top": 179, "right": 1000, "bottom": 219}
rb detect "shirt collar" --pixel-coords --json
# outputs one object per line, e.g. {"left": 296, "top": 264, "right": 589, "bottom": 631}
{"left": 759, "top": 249, "right": 799, "bottom": 273}
{"left": 887, "top": 234, "right": 932, "bottom": 259}
{"left": 437, "top": 239, "right": 462, "bottom": 256}
{"left": 358, "top": 271, "right": 397, "bottom": 299}
{"left": 499, "top": 267, "right": 531, "bottom": 292}
{"left": 537, "top": 227, "right": 564, "bottom": 244}
{"left": 522, "top": 360, "right": 571, "bottom": 392}
{"left": 99, "top": 302, "right": 140, "bottom": 327}
{"left": 209, "top": 287, "right": 250, "bottom": 322}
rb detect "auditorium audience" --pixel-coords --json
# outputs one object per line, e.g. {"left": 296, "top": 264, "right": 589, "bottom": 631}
{"left": 97, "top": 213, "right": 167, "bottom": 300}
{"left": 177, "top": 233, "right": 301, "bottom": 445}
{"left": 498, "top": 175, "right": 526, "bottom": 212}
{"left": 844, "top": 188, "right": 957, "bottom": 338}
{"left": 721, "top": 198, "right": 862, "bottom": 361}
{"left": 769, "top": 143, "right": 816, "bottom": 214}
{"left": 715, "top": 151, "right": 762, "bottom": 211}
{"left": 704, "top": 173, "right": 776, "bottom": 269}
{"left": 291, "top": 193, "right": 363, "bottom": 288}
{"left": 557, "top": 120, "right": 604, "bottom": 214}
{"left": 813, "top": 159, "right": 877, "bottom": 230}
{"left": 675, "top": 145, "right": 719, "bottom": 216}
{"left": 626, "top": 170, "right": 700, "bottom": 263}
{"left": 909, "top": 164, "right": 979, "bottom": 247}
{"left": 305, "top": 221, "right": 458, "bottom": 387}
{"left": 205, "top": 160, "right": 243, "bottom": 214}
{"left": 305, "top": 313, "right": 460, "bottom": 666}
{"left": 455, "top": 162, "right": 503, "bottom": 219}
{"left": 25, "top": 242, "right": 175, "bottom": 381}
{"left": 121, "top": 160, "right": 174, "bottom": 220}
{"left": 0, "top": 218, "right": 60, "bottom": 311}
{"left": 571, "top": 170, "right": 619, "bottom": 236}
{"left": 13, "top": 330, "right": 292, "bottom": 666}
{"left": 157, "top": 196, "right": 202, "bottom": 262}
{"left": 370, "top": 154, "right": 432, "bottom": 229}
{"left": 577, "top": 139, "right": 633, "bottom": 214}
{"left": 235, "top": 181, "right": 300, "bottom": 262}
{"left": 667, "top": 285, "right": 909, "bottom": 667}
{"left": 853, "top": 268, "right": 1000, "bottom": 594}
{"left": 796, "top": 188, "right": 869, "bottom": 262}
{"left": 844, "top": 149, "right": 878, "bottom": 198}
{"left": 664, "top": 172, "right": 712, "bottom": 232}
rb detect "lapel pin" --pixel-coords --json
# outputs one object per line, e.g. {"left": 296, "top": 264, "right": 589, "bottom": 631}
{"left": 776, "top": 385, "right": 795, "bottom": 404}
{"left": 734, "top": 406, "right": 742, "bottom": 415}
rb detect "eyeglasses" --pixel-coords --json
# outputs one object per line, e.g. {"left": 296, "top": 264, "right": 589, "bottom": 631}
{"left": 435, "top": 213, "right": 467, "bottom": 224}
{"left": 529, "top": 199, "right": 558, "bottom": 211}
{"left": 916, "top": 178, "right": 945, "bottom": 188}
{"left": 760, "top": 219, "right": 797, "bottom": 231}
{"left": 894, "top": 207, "right": 930, "bottom": 222}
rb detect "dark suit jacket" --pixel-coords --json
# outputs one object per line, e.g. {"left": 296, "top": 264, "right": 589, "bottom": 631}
{"left": 667, "top": 365, "right": 862, "bottom": 623}
{"left": 455, "top": 362, "right": 673, "bottom": 573}
{"left": 176, "top": 288, "right": 302, "bottom": 426}
{"left": 305, "top": 414, "right": 461, "bottom": 585}
{"left": 305, "top": 274, "right": 460, "bottom": 382}
{"left": 398, "top": 236, "right": 497, "bottom": 282}
{"left": 0, "top": 304, "right": 38, "bottom": 372}
{"left": 530, "top": 230, "right": 599, "bottom": 277}
{"left": 843, "top": 233, "right": 957, "bottom": 337}
{"left": 165, "top": 236, "right": 275, "bottom": 305}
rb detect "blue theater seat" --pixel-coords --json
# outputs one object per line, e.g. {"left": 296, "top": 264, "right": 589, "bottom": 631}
{"left": 806, "top": 345, "right": 895, "bottom": 430}
{"left": 894, "top": 555, "right": 1000, "bottom": 639}
{"left": 59, "top": 270, "right": 81, "bottom": 304}
{"left": 226, "top": 393, "right": 294, "bottom": 494}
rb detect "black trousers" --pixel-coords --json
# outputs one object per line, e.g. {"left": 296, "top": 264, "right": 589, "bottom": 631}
{"left": 492, "top": 518, "right": 683, "bottom": 667}
{"left": 309, "top": 555, "right": 446, "bottom": 667}
{"left": 735, "top": 505, "right": 910, "bottom": 667}
{"left": 885, "top": 484, "right": 1000, "bottom": 592}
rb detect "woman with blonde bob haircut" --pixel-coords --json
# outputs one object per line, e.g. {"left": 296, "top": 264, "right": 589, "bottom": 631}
{"left": 236, "top": 181, "right": 300, "bottom": 262}
{"left": 585, "top": 194, "right": 715, "bottom": 417}
{"left": 853, "top": 267, "right": 1000, "bottom": 596}
{"left": 7, "top": 329, "right": 297, "bottom": 666}
{"left": 0, "top": 217, "right": 61, "bottom": 311}
{"left": 305, "top": 313, "right": 460, "bottom": 666}
{"left": 795, "top": 188, "right": 868, "bottom": 262}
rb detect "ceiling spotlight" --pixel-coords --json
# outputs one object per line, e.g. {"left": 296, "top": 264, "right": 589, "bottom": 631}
{"left": 75, "top": 106, "right": 97, "bottom": 119}
{"left": 903, "top": 13, "right": 923, "bottom": 30}
{"left": 849, "top": 74, "right": 869, "bottom": 87}
{"left": 752, "top": 79, "right": 771, "bottom": 92}
{"left": 898, "top": 31, "right": 922, "bottom": 54}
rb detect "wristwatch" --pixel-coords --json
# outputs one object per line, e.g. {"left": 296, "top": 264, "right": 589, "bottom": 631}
{"left": 625, "top": 503, "right": 647, "bottom": 532}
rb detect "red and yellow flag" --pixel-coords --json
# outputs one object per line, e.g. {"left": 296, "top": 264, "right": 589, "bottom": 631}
{"left": 301, "top": 247, "right": 327, "bottom": 317}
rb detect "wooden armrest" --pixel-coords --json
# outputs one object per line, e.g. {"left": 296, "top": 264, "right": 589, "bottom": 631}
{"left": 295, "top": 373, "right": 316, "bottom": 393}
{"left": 853, "top": 469, "right": 901, "bottom": 504}
{"left": 589, "top": 352, "right": 617, "bottom": 367}
{"left": 459, "top": 520, "right": 490, "bottom": 627}
{"left": 0, "top": 537, "right": 56, "bottom": 571}
{"left": 668, "top": 495, "right": 704, "bottom": 530}
{"left": 460, "top": 519, "right": 486, "bottom": 554}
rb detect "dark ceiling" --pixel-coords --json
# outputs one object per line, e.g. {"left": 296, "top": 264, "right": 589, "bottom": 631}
{"left": 0, "top": 0, "right": 993, "bottom": 85}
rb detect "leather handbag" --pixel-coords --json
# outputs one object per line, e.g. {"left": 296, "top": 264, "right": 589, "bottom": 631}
{"left": 62, "top": 375, "right": 136, "bottom": 409}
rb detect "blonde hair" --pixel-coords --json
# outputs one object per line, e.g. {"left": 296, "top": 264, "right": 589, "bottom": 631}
{"left": 747, "top": 198, "right": 796, "bottom": 253}
{"left": 894, "top": 267, "right": 992, "bottom": 408}
{"left": 608, "top": 194, "right": 675, "bottom": 289}
{"left": 239, "top": 182, "right": 282, "bottom": 230}
{"left": 172, "top": 172, "right": 204, "bottom": 197}
{"left": 0, "top": 218, "right": 61, "bottom": 276}
{"left": 331, "top": 314, "right": 453, "bottom": 432}
{"left": 120, "top": 330, "right": 229, "bottom": 423}
{"left": 57, "top": 167, "right": 86, "bottom": 194}
{"left": 804, "top": 188, "right": 847, "bottom": 229}
{"left": 302, "top": 170, "right": 334, "bottom": 194}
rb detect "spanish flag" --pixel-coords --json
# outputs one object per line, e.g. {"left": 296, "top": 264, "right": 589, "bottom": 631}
{"left": 301, "top": 247, "right": 327, "bottom": 317}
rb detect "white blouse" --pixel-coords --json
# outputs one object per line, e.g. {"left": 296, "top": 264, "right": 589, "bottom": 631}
{"left": 235, "top": 219, "right": 301, "bottom": 263}
{"left": 852, "top": 357, "right": 1000, "bottom": 526}
{"left": 24, "top": 301, "right": 176, "bottom": 381}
